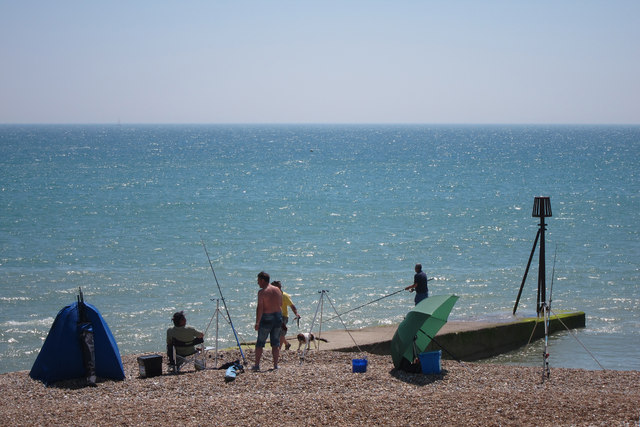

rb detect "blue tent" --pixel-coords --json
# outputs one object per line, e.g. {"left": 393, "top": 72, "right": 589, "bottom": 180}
{"left": 30, "top": 297, "right": 125, "bottom": 385}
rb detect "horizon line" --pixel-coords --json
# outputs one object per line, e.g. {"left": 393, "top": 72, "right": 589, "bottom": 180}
{"left": 1, "top": 122, "right": 639, "bottom": 127}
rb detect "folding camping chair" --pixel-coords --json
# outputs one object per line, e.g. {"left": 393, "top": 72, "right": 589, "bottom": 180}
{"left": 168, "top": 337, "right": 207, "bottom": 374}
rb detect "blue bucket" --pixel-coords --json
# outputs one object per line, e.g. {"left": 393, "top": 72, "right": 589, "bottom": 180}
{"left": 418, "top": 350, "right": 441, "bottom": 374}
{"left": 352, "top": 358, "right": 367, "bottom": 373}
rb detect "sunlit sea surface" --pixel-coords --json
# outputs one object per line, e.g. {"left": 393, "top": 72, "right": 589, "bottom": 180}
{"left": 1, "top": 124, "right": 638, "bottom": 374}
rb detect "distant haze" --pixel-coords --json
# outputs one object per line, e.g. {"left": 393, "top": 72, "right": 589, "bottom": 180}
{"left": 1, "top": 1, "right": 638, "bottom": 124}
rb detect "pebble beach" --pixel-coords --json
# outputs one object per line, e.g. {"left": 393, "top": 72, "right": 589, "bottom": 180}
{"left": 2, "top": 349, "right": 638, "bottom": 426}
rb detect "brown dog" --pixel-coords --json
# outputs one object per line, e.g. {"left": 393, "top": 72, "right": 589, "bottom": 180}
{"left": 296, "top": 332, "right": 328, "bottom": 351}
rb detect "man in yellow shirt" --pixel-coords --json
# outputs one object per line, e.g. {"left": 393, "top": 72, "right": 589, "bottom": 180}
{"left": 272, "top": 281, "right": 300, "bottom": 351}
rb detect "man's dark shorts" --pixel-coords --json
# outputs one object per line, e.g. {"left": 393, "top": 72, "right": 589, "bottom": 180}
{"left": 256, "top": 312, "right": 283, "bottom": 348}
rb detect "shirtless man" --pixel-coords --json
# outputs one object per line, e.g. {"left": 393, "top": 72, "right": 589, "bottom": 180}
{"left": 253, "top": 271, "right": 283, "bottom": 371}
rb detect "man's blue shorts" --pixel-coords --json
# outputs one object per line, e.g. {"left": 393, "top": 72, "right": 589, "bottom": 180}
{"left": 256, "top": 312, "right": 283, "bottom": 348}
{"left": 414, "top": 291, "right": 429, "bottom": 305}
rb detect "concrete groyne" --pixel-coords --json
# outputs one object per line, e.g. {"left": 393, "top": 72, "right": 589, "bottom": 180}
{"left": 313, "top": 311, "right": 586, "bottom": 361}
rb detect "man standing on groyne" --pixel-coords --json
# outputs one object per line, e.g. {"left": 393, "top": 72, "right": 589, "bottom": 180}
{"left": 405, "top": 263, "right": 429, "bottom": 305}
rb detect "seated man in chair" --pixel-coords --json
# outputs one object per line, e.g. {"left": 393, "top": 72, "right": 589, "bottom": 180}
{"left": 166, "top": 311, "right": 204, "bottom": 371}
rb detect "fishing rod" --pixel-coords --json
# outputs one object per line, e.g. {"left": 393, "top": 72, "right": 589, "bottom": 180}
{"left": 425, "top": 333, "right": 472, "bottom": 373}
{"left": 548, "top": 244, "right": 558, "bottom": 311}
{"left": 325, "top": 288, "right": 404, "bottom": 322}
{"left": 325, "top": 278, "right": 433, "bottom": 322}
{"left": 323, "top": 292, "right": 363, "bottom": 354}
{"left": 201, "top": 239, "right": 247, "bottom": 366}
{"left": 542, "top": 244, "right": 557, "bottom": 382}
{"left": 549, "top": 307, "right": 606, "bottom": 371}
{"left": 546, "top": 244, "right": 605, "bottom": 371}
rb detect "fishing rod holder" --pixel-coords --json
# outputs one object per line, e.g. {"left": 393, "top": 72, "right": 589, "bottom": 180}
{"left": 300, "top": 289, "right": 363, "bottom": 364}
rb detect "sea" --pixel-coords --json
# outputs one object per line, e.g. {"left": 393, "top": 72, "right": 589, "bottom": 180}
{"left": 1, "top": 124, "right": 638, "bottom": 374}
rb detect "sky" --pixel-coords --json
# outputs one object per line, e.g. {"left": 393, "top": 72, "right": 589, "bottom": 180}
{"left": 1, "top": 1, "right": 638, "bottom": 125}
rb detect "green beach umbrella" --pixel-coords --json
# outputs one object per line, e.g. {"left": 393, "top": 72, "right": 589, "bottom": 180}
{"left": 391, "top": 294, "right": 459, "bottom": 368}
